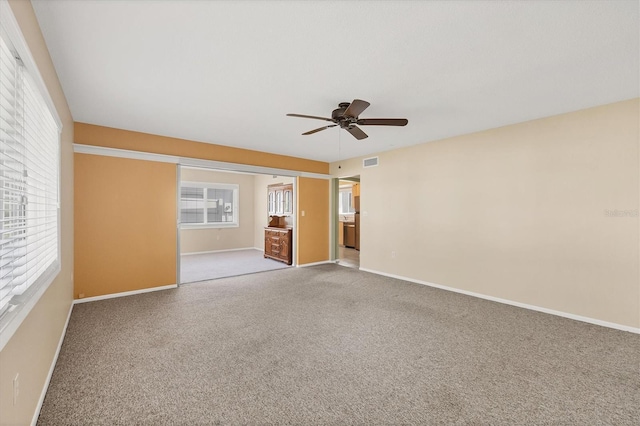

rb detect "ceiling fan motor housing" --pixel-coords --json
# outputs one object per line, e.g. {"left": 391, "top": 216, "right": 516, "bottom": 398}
{"left": 332, "top": 102, "right": 357, "bottom": 127}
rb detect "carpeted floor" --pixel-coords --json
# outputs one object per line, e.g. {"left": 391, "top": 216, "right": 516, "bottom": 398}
{"left": 38, "top": 265, "right": 639, "bottom": 425}
{"left": 180, "top": 249, "right": 289, "bottom": 283}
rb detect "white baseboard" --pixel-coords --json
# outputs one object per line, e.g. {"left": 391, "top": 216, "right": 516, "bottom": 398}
{"left": 180, "top": 247, "right": 257, "bottom": 256}
{"left": 73, "top": 284, "right": 178, "bottom": 304}
{"left": 297, "top": 260, "right": 336, "bottom": 268}
{"left": 31, "top": 301, "right": 74, "bottom": 426}
{"left": 359, "top": 267, "right": 640, "bottom": 335}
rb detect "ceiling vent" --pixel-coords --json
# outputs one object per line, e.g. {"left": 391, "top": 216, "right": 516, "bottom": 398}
{"left": 363, "top": 156, "right": 379, "bottom": 168}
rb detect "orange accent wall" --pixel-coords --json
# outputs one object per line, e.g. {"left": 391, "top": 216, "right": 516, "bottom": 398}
{"left": 74, "top": 122, "right": 329, "bottom": 174}
{"left": 297, "top": 177, "right": 330, "bottom": 265}
{"left": 74, "top": 153, "right": 177, "bottom": 298}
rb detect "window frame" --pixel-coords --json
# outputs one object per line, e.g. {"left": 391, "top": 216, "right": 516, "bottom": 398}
{"left": 0, "top": 0, "right": 63, "bottom": 351}
{"left": 338, "top": 186, "right": 355, "bottom": 215}
{"left": 179, "top": 181, "right": 240, "bottom": 229}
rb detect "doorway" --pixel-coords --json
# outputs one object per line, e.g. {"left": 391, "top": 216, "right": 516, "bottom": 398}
{"left": 177, "top": 165, "right": 296, "bottom": 284}
{"left": 335, "top": 175, "right": 360, "bottom": 269}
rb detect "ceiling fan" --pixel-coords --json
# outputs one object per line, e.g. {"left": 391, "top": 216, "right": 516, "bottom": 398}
{"left": 287, "top": 99, "right": 408, "bottom": 140}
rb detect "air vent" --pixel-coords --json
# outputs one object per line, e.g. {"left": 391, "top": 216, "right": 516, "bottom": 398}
{"left": 363, "top": 156, "right": 379, "bottom": 168}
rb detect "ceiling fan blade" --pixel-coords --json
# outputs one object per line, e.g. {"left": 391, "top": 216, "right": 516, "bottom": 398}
{"left": 343, "top": 99, "right": 370, "bottom": 118}
{"left": 357, "top": 118, "right": 408, "bottom": 126}
{"left": 287, "top": 113, "right": 334, "bottom": 122}
{"left": 345, "top": 125, "right": 368, "bottom": 140}
{"left": 302, "top": 125, "right": 337, "bottom": 135}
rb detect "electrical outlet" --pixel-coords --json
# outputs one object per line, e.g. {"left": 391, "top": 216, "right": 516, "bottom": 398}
{"left": 13, "top": 373, "right": 19, "bottom": 406}
{"left": 391, "top": 250, "right": 396, "bottom": 259}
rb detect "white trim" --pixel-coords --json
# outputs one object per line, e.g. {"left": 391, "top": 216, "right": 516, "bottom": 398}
{"left": 179, "top": 223, "right": 239, "bottom": 231}
{"left": 181, "top": 156, "right": 330, "bottom": 180}
{"left": 30, "top": 302, "right": 73, "bottom": 426}
{"left": 176, "top": 165, "right": 181, "bottom": 285}
{"left": 73, "top": 144, "right": 330, "bottom": 179}
{"left": 182, "top": 165, "right": 258, "bottom": 176}
{"left": 297, "top": 260, "right": 335, "bottom": 268}
{"left": 0, "top": 264, "right": 61, "bottom": 352}
{"left": 73, "top": 284, "right": 177, "bottom": 304}
{"left": 180, "top": 247, "right": 258, "bottom": 256}
{"left": 359, "top": 268, "right": 640, "bottom": 334}
{"left": 73, "top": 144, "right": 179, "bottom": 164}
{"left": 0, "top": 0, "right": 63, "bottom": 352}
{"left": 0, "top": 0, "right": 62, "bottom": 130}
{"left": 181, "top": 181, "right": 239, "bottom": 190}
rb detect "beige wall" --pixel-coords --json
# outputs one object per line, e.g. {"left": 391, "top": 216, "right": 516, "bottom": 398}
{"left": 332, "top": 99, "right": 640, "bottom": 329}
{"left": 0, "top": 1, "right": 74, "bottom": 425}
{"left": 180, "top": 168, "right": 255, "bottom": 254}
{"left": 253, "top": 175, "right": 294, "bottom": 250}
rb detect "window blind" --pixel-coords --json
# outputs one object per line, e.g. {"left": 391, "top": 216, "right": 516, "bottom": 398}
{"left": 0, "top": 29, "right": 59, "bottom": 319}
{"left": 180, "top": 183, "right": 238, "bottom": 227}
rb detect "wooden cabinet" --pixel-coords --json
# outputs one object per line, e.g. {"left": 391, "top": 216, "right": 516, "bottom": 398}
{"left": 268, "top": 183, "right": 293, "bottom": 216}
{"left": 343, "top": 223, "right": 356, "bottom": 248}
{"left": 264, "top": 227, "right": 292, "bottom": 265}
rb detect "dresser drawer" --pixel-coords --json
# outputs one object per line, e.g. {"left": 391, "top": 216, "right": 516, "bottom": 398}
{"left": 264, "top": 227, "right": 292, "bottom": 265}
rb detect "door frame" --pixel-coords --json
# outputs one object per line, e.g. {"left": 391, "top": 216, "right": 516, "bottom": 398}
{"left": 331, "top": 174, "right": 361, "bottom": 265}
{"left": 176, "top": 163, "right": 304, "bottom": 286}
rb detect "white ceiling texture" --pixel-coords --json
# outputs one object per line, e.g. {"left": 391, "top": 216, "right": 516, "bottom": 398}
{"left": 32, "top": 0, "right": 639, "bottom": 163}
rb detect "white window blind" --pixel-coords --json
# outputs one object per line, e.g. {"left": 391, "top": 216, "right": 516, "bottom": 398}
{"left": 0, "top": 26, "right": 60, "bottom": 323}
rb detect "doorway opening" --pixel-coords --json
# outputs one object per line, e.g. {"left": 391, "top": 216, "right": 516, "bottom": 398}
{"left": 335, "top": 175, "right": 360, "bottom": 269}
{"left": 177, "top": 165, "right": 296, "bottom": 284}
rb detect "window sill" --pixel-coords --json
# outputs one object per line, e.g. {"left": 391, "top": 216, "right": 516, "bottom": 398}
{"left": 180, "top": 223, "right": 239, "bottom": 229}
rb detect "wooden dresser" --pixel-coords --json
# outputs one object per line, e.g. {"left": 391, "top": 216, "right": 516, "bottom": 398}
{"left": 264, "top": 227, "right": 292, "bottom": 265}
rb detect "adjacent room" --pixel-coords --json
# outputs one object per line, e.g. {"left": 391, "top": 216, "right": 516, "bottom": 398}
{"left": 179, "top": 167, "right": 294, "bottom": 283}
{"left": 0, "top": 1, "right": 638, "bottom": 425}
{"left": 337, "top": 177, "right": 361, "bottom": 269}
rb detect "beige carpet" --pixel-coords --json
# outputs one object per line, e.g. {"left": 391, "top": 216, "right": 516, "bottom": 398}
{"left": 180, "top": 249, "right": 289, "bottom": 283}
{"left": 38, "top": 265, "right": 639, "bottom": 425}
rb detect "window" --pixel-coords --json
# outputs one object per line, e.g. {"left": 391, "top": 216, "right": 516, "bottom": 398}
{"left": 0, "top": 7, "right": 61, "bottom": 343}
{"left": 180, "top": 182, "right": 239, "bottom": 227}
{"left": 339, "top": 187, "right": 355, "bottom": 215}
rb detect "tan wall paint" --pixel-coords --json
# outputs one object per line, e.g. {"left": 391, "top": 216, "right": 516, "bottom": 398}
{"left": 253, "top": 175, "right": 294, "bottom": 250}
{"left": 331, "top": 99, "right": 640, "bottom": 329}
{"left": 180, "top": 168, "right": 255, "bottom": 254}
{"left": 297, "top": 177, "right": 330, "bottom": 265}
{"left": 0, "top": 1, "right": 74, "bottom": 425}
{"left": 75, "top": 154, "right": 177, "bottom": 298}
{"left": 75, "top": 122, "right": 329, "bottom": 175}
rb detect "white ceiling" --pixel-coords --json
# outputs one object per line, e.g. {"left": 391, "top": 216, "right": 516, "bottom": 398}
{"left": 32, "top": 0, "right": 639, "bottom": 163}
